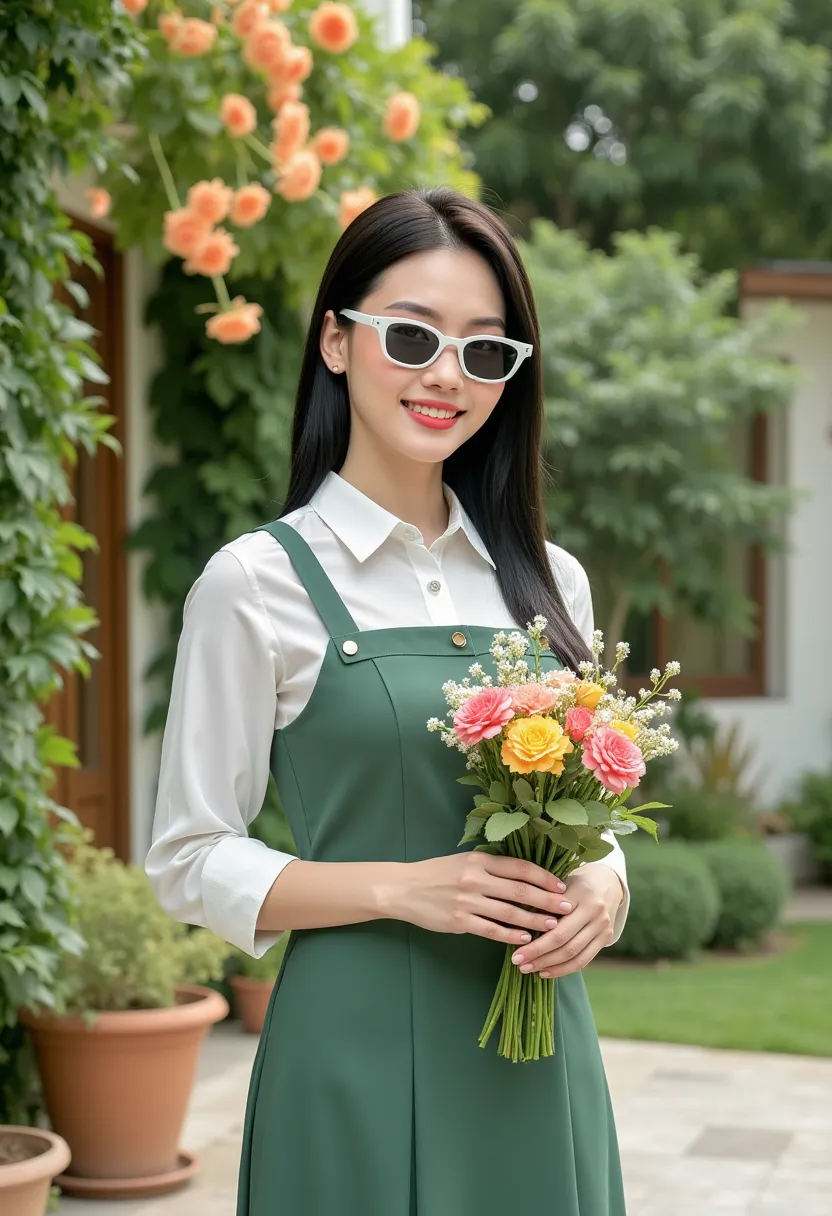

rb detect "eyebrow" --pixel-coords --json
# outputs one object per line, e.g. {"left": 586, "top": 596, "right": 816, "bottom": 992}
{"left": 384, "top": 300, "right": 506, "bottom": 330}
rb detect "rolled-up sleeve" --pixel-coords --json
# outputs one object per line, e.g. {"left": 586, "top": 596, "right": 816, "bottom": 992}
{"left": 145, "top": 548, "right": 297, "bottom": 956}
{"left": 551, "top": 545, "right": 630, "bottom": 943}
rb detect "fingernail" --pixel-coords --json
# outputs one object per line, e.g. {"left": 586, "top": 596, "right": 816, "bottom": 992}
{"left": 540, "top": 971, "right": 551, "bottom": 979}
{"left": 544, "top": 918, "right": 557, "bottom": 929}
{"left": 520, "top": 934, "right": 532, "bottom": 943}
{"left": 520, "top": 964, "right": 534, "bottom": 973}
{"left": 512, "top": 953, "right": 525, "bottom": 964}
{"left": 559, "top": 901, "right": 572, "bottom": 913}
{"left": 555, "top": 880, "right": 566, "bottom": 892}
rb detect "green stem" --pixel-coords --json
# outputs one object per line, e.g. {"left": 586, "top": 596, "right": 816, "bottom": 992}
{"left": 212, "top": 275, "right": 232, "bottom": 311}
{"left": 148, "top": 132, "right": 181, "bottom": 211}
{"left": 235, "top": 143, "right": 248, "bottom": 189}
{"left": 245, "top": 134, "right": 275, "bottom": 164}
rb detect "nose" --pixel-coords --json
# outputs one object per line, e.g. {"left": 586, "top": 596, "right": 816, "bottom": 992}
{"left": 421, "top": 345, "right": 464, "bottom": 392}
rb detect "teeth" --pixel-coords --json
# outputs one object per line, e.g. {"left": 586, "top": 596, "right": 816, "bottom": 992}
{"left": 404, "top": 402, "right": 458, "bottom": 419}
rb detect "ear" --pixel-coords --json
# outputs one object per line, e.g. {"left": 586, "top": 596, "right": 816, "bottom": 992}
{"left": 320, "top": 309, "right": 348, "bottom": 374}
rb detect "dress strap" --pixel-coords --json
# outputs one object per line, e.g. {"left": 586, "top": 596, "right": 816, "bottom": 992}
{"left": 256, "top": 519, "right": 358, "bottom": 639}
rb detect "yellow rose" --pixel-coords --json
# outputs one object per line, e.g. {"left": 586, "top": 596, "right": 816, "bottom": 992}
{"left": 611, "top": 719, "right": 638, "bottom": 741}
{"left": 575, "top": 681, "right": 605, "bottom": 710}
{"left": 501, "top": 715, "right": 575, "bottom": 775}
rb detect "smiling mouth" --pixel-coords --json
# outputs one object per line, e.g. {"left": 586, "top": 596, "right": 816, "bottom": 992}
{"left": 401, "top": 401, "right": 463, "bottom": 420}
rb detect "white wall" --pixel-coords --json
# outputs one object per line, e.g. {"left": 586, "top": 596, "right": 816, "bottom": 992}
{"left": 359, "top": 0, "right": 412, "bottom": 48}
{"left": 702, "top": 298, "right": 832, "bottom": 806}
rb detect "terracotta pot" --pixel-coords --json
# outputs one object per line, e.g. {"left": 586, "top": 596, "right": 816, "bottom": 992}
{"left": 230, "top": 975, "right": 275, "bottom": 1034}
{"left": 21, "top": 984, "right": 227, "bottom": 1200}
{"left": 0, "top": 1126, "right": 71, "bottom": 1216}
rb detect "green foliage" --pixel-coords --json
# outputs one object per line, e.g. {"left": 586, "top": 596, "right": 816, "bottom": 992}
{"left": 697, "top": 840, "right": 789, "bottom": 951}
{"left": 54, "top": 840, "right": 229, "bottom": 1015}
{"left": 779, "top": 771, "right": 832, "bottom": 879}
{"left": 660, "top": 782, "right": 752, "bottom": 843}
{"left": 421, "top": 0, "right": 832, "bottom": 270}
{"left": 0, "top": 0, "right": 142, "bottom": 1122}
{"left": 521, "top": 223, "right": 799, "bottom": 650}
{"left": 229, "top": 931, "right": 290, "bottom": 982}
{"left": 109, "top": 1, "right": 487, "bottom": 308}
{"left": 608, "top": 842, "right": 720, "bottom": 960}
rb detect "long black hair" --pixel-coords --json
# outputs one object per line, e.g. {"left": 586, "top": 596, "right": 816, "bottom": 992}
{"left": 280, "top": 187, "right": 591, "bottom": 670}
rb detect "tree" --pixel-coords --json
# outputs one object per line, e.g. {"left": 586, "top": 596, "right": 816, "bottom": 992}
{"left": 521, "top": 221, "right": 798, "bottom": 659}
{"left": 420, "top": 0, "right": 832, "bottom": 270}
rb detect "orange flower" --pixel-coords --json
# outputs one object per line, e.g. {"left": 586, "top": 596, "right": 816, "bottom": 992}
{"left": 310, "top": 127, "right": 349, "bottom": 165}
{"left": 122, "top": 0, "right": 148, "bottom": 14}
{"left": 211, "top": 5, "right": 226, "bottom": 24}
{"left": 183, "top": 227, "right": 240, "bottom": 277}
{"left": 267, "top": 79, "right": 302, "bottom": 111}
{"left": 501, "top": 716, "right": 574, "bottom": 776}
{"left": 244, "top": 20, "right": 291, "bottom": 72}
{"left": 308, "top": 2, "right": 358, "bottom": 53}
{"left": 574, "top": 681, "right": 605, "bottom": 711}
{"left": 85, "top": 188, "right": 111, "bottom": 219}
{"left": 157, "top": 9, "right": 183, "bottom": 39}
{"left": 171, "top": 17, "right": 217, "bottom": 55}
{"left": 283, "top": 45, "right": 313, "bottom": 82}
{"left": 383, "top": 91, "right": 420, "bottom": 142}
{"left": 338, "top": 186, "right": 375, "bottom": 228}
{"left": 206, "top": 299, "right": 263, "bottom": 343}
{"left": 163, "top": 208, "right": 212, "bottom": 259}
{"left": 266, "top": 0, "right": 292, "bottom": 10}
{"left": 276, "top": 149, "right": 322, "bottom": 201}
{"left": 220, "top": 93, "right": 258, "bottom": 138}
{"left": 232, "top": 0, "right": 267, "bottom": 38}
{"left": 272, "top": 100, "right": 310, "bottom": 163}
{"left": 187, "top": 178, "right": 234, "bottom": 225}
{"left": 230, "top": 183, "right": 271, "bottom": 227}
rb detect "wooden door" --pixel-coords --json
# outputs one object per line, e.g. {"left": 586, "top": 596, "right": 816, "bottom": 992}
{"left": 46, "top": 221, "right": 130, "bottom": 858}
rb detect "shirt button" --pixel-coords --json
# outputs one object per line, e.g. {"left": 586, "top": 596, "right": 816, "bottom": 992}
{"left": 427, "top": 579, "right": 441, "bottom": 595}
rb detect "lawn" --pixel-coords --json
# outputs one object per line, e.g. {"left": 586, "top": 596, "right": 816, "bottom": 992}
{"left": 584, "top": 922, "right": 832, "bottom": 1057}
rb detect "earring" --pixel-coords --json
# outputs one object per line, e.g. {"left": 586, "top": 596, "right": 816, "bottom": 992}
{"left": 332, "top": 364, "right": 340, "bottom": 373}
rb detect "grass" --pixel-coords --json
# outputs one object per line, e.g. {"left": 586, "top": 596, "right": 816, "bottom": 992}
{"left": 584, "top": 922, "right": 832, "bottom": 1057}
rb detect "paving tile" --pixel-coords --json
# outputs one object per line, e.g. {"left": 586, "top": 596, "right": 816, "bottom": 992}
{"left": 620, "top": 1152, "right": 772, "bottom": 1207}
{"left": 687, "top": 1125, "right": 793, "bottom": 1162}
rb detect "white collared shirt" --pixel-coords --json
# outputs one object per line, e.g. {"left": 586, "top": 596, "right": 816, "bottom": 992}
{"left": 146, "top": 472, "right": 629, "bottom": 955}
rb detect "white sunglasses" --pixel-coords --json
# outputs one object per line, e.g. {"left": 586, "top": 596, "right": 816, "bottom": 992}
{"left": 338, "top": 309, "right": 533, "bottom": 384}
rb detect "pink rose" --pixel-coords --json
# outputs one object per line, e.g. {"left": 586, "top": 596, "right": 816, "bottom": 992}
{"left": 511, "top": 682, "right": 559, "bottom": 716}
{"left": 453, "top": 688, "right": 515, "bottom": 747}
{"left": 565, "top": 706, "right": 594, "bottom": 743}
{"left": 581, "top": 726, "right": 646, "bottom": 795}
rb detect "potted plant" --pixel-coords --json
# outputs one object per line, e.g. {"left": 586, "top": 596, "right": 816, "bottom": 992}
{"left": 757, "top": 808, "right": 817, "bottom": 886}
{"left": 777, "top": 772, "right": 832, "bottom": 885}
{"left": 0, "top": 1126, "right": 70, "bottom": 1216}
{"left": 228, "top": 933, "right": 290, "bottom": 1035}
{"left": 21, "top": 841, "right": 229, "bottom": 1200}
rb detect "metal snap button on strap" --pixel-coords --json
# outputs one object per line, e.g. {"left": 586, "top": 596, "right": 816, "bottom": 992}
{"left": 451, "top": 632, "right": 467, "bottom": 648}
{"left": 342, "top": 640, "right": 359, "bottom": 656}
{"left": 427, "top": 579, "right": 441, "bottom": 595}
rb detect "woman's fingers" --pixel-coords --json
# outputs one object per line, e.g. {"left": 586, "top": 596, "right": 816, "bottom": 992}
{"left": 477, "top": 895, "right": 572, "bottom": 936}
{"left": 529, "top": 921, "right": 601, "bottom": 975}
{"left": 465, "top": 915, "right": 537, "bottom": 947}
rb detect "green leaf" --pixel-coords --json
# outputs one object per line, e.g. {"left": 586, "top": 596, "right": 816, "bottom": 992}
{"left": 0, "top": 800, "right": 18, "bottom": 836}
{"left": 584, "top": 800, "right": 611, "bottom": 827}
{"left": 545, "top": 798, "right": 589, "bottom": 825}
{"left": 459, "top": 812, "right": 485, "bottom": 845}
{"left": 627, "top": 802, "right": 670, "bottom": 813}
{"left": 547, "top": 824, "right": 581, "bottom": 852}
{"left": 512, "top": 778, "right": 536, "bottom": 809}
{"left": 625, "top": 814, "right": 660, "bottom": 840}
{"left": 19, "top": 868, "right": 48, "bottom": 908}
{"left": 580, "top": 839, "right": 615, "bottom": 863}
{"left": 456, "top": 774, "right": 483, "bottom": 787}
{"left": 489, "top": 780, "right": 510, "bottom": 804}
{"left": 484, "top": 810, "right": 530, "bottom": 842}
{"left": 471, "top": 800, "right": 507, "bottom": 814}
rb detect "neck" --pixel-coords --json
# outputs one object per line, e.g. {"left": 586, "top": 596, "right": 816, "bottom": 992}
{"left": 338, "top": 438, "right": 449, "bottom": 547}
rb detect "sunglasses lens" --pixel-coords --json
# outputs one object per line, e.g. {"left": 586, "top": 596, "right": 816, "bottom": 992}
{"left": 385, "top": 322, "right": 440, "bottom": 366}
{"left": 463, "top": 339, "right": 519, "bottom": 382}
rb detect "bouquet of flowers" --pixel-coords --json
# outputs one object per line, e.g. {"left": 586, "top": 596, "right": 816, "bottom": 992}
{"left": 428, "top": 618, "right": 681, "bottom": 1062}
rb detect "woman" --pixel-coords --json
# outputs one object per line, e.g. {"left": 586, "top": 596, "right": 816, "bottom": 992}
{"left": 147, "top": 187, "right": 630, "bottom": 1215}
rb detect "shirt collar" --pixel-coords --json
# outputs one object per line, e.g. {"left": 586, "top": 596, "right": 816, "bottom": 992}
{"left": 309, "top": 472, "right": 496, "bottom": 568}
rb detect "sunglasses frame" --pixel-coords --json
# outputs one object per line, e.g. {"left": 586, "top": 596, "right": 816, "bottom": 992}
{"left": 338, "top": 309, "right": 533, "bottom": 384}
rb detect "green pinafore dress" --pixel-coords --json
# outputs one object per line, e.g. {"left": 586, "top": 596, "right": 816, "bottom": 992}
{"left": 237, "top": 520, "right": 627, "bottom": 1216}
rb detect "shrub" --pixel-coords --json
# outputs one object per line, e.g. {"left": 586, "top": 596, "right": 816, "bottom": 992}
{"left": 54, "top": 841, "right": 229, "bottom": 1016}
{"left": 697, "top": 841, "right": 790, "bottom": 951}
{"left": 780, "top": 771, "right": 832, "bottom": 881}
{"left": 229, "top": 933, "right": 291, "bottom": 982}
{"left": 660, "top": 782, "right": 752, "bottom": 842}
{"left": 607, "top": 842, "right": 720, "bottom": 960}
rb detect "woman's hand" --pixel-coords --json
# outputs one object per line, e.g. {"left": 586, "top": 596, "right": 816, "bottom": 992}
{"left": 389, "top": 852, "right": 574, "bottom": 947}
{"left": 507, "top": 863, "right": 624, "bottom": 979}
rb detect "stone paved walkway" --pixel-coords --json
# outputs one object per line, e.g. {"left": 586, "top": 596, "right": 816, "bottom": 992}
{"left": 57, "top": 1016, "right": 832, "bottom": 1216}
